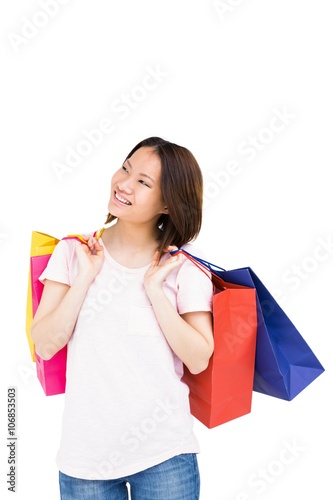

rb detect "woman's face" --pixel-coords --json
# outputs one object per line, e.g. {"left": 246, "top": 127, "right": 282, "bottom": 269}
{"left": 108, "top": 146, "right": 167, "bottom": 225}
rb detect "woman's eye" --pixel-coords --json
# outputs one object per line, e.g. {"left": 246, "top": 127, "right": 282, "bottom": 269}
{"left": 122, "top": 165, "right": 128, "bottom": 173}
{"left": 139, "top": 180, "right": 150, "bottom": 188}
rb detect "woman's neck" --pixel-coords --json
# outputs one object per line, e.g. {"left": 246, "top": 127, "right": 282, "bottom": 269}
{"left": 101, "top": 221, "right": 159, "bottom": 268}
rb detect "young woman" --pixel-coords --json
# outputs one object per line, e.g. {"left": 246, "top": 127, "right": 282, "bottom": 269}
{"left": 31, "top": 137, "right": 214, "bottom": 500}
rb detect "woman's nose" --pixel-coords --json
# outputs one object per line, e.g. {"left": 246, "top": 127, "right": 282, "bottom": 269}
{"left": 117, "top": 178, "right": 133, "bottom": 193}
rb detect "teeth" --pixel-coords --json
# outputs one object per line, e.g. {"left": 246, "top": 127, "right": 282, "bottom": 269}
{"left": 115, "top": 192, "right": 131, "bottom": 205}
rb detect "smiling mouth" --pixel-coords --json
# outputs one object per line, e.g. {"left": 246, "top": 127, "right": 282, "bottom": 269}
{"left": 114, "top": 192, "right": 132, "bottom": 205}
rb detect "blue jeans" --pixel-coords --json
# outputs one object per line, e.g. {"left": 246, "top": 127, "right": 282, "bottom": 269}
{"left": 59, "top": 453, "right": 200, "bottom": 499}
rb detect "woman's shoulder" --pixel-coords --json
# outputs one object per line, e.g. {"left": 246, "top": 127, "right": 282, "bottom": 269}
{"left": 178, "top": 242, "right": 208, "bottom": 260}
{"left": 175, "top": 242, "right": 211, "bottom": 278}
{"left": 51, "top": 230, "right": 95, "bottom": 258}
{"left": 59, "top": 230, "right": 96, "bottom": 246}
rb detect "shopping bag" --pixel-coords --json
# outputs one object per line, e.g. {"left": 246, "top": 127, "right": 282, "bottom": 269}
{"left": 26, "top": 232, "right": 60, "bottom": 362}
{"left": 26, "top": 230, "right": 103, "bottom": 395}
{"left": 176, "top": 249, "right": 325, "bottom": 402}
{"left": 174, "top": 249, "right": 258, "bottom": 428}
{"left": 221, "top": 267, "right": 325, "bottom": 400}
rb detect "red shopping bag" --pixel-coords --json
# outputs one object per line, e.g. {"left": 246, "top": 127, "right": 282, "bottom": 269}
{"left": 177, "top": 250, "right": 258, "bottom": 428}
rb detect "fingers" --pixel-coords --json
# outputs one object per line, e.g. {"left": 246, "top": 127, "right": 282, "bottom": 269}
{"left": 74, "top": 238, "right": 103, "bottom": 256}
{"left": 94, "top": 242, "right": 104, "bottom": 255}
{"left": 169, "top": 253, "right": 184, "bottom": 266}
{"left": 163, "top": 245, "right": 179, "bottom": 254}
{"left": 87, "top": 236, "right": 97, "bottom": 250}
{"left": 85, "top": 236, "right": 103, "bottom": 253}
{"left": 161, "top": 252, "right": 184, "bottom": 270}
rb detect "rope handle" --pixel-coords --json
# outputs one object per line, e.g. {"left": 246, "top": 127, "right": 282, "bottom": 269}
{"left": 170, "top": 248, "right": 227, "bottom": 289}
{"left": 171, "top": 248, "right": 226, "bottom": 272}
{"left": 62, "top": 227, "right": 105, "bottom": 245}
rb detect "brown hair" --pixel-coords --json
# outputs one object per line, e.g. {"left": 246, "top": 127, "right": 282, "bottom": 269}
{"left": 105, "top": 137, "right": 203, "bottom": 253}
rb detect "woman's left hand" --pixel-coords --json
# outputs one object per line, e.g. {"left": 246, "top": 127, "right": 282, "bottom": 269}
{"left": 144, "top": 246, "right": 183, "bottom": 294}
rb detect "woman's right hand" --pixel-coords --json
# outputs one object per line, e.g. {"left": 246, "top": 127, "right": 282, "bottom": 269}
{"left": 75, "top": 236, "right": 104, "bottom": 283}
{"left": 31, "top": 235, "right": 104, "bottom": 360}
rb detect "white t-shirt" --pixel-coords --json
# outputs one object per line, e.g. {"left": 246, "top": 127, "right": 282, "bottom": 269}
{"left": 39, "top": 236, "right": 213, "bottom": 480}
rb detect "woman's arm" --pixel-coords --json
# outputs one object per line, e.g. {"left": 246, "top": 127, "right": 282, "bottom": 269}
{"left": 144, "top": 249, "right": 214, "bottom": 374}
{"left": 31, "top": 237, "right": 104, "bottom": 360}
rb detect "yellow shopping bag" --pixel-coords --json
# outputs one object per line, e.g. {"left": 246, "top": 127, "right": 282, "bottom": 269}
{"left": 26, "top": 232, "right": 60, "bottom": 361}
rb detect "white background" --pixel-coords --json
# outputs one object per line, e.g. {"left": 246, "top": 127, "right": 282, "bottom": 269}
{"left": 0, "top": 1, "right": 332, "bottom": 498}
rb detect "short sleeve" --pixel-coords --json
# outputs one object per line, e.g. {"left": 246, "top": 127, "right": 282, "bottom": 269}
{"left": 176, "top": 244, "right": 213, "bottom": 315}
{"left": 38, "top": 239, "right": 79, "bottom": 287}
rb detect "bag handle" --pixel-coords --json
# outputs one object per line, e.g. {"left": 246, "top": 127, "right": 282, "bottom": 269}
{"left": 171, "top": 248, "right": 228, "bottom": 290}
{"left": 171, "top": 248, "right": 226, "bottom": 272}
{"left": 62, "top": 227, "right": 105, "bottom": 245}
